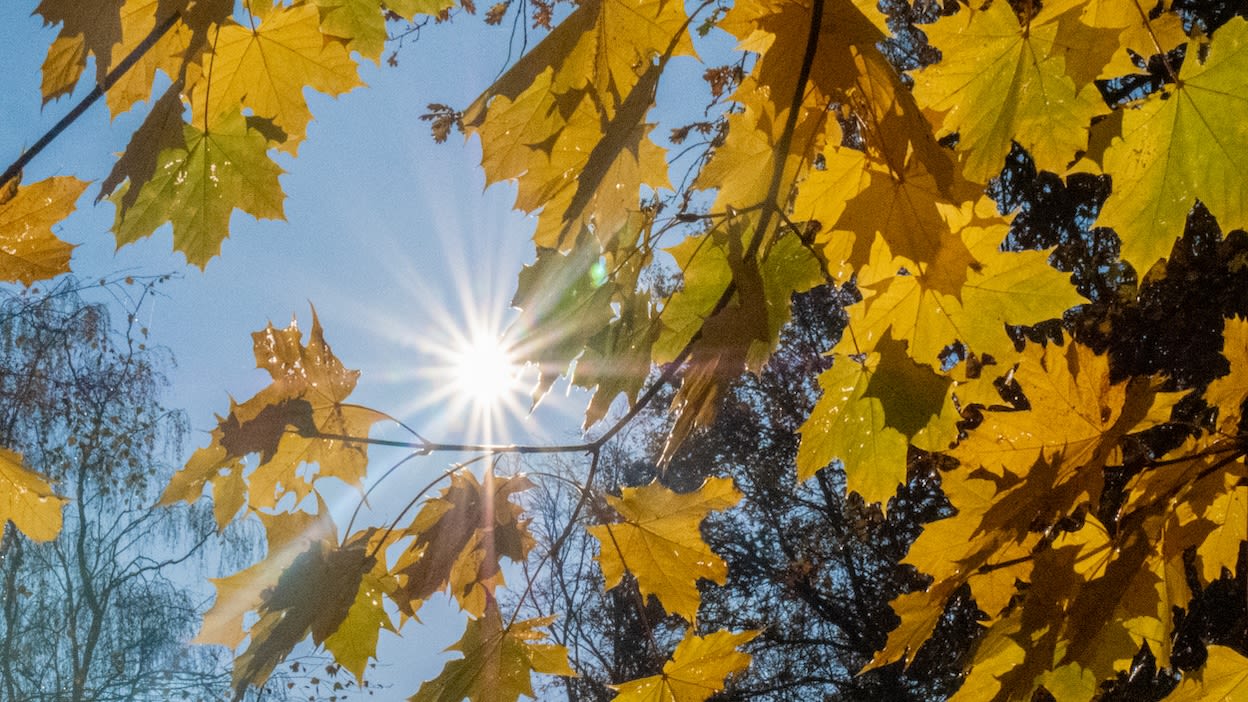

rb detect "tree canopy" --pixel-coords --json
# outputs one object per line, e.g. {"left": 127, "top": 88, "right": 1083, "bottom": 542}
{"left": 4, "top": 0, "right": 1248, "bottom": 700}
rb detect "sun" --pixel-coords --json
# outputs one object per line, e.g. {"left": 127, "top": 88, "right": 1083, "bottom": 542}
{"left": 450, "top": 332, "right": 519, "bottom": 409}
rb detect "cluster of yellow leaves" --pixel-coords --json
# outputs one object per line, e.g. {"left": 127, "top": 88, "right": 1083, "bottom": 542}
{"left": 162, "top": 310, "right": 756, "bottom": 700}
{"left": 12, "top": 0, "right": 1248, "bottom": 696}
{"left": 455, "top": 0, "right": 1248, "bottom": 699}
{"left": 155, "top": 313, "right": 563, "bottom": 697}
{"left": 25, "top": 0, "right": 456, "bottom": 269}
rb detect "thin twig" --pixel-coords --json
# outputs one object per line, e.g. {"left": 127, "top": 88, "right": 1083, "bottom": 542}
{"left": 0, "top": 11, "right": 182, "bottom": 191}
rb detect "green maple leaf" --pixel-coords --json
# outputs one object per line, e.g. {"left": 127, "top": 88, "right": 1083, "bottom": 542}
{"left": 111, "top": 108, "right": 285, "bottom": 267}
{"left": 914, "top": 0, "right": 1106, "bottom": 181}
{"left": 1098, "top": 18, "right": 1248, "bottom": 272}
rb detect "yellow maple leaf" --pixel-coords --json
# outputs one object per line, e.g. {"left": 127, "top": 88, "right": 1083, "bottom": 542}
{"left": 104, "top": 0, "right": 194, "bottom": 117}
{"left": 0, "top": 447, "right": 67, "bottom": 543}
{"left": 161, "top": 309, "right": 383, "bottom": 520}
{"left": 231, "top": 534, "right": 383, "bottom": 696}
{"left": 40, "top": 34, "right": 86, "bottom": 104}
{"left": 35, "top": 0, "right": 125, "bottom": 101}
{"left": 1038, "top": 0, "right": 1188, "bottom": 83}
{"left": 588, "top": 477, "right": 741, "bottom": 622}
{"left": 464, "top": 0, "right": 692, "bottom": 252}
{"left": 954, "top": 339, "right": 1179, "bottom": 499}
{"left": 391, "top": 469, "right": 534, "bottom": 618}
{"left": 795, "top": 349, "right": 913, "bottom": 505}
{"left": 0, "top": 175, "right": 85, "bottom": 285}
{"left": 1167, "top": 645, "right": 1248, "bottom": 701}
{"left": 843, "top": 210, "right": 1084, "bottom": 366}
{"left": 464, "top": 0, "right": 693, "bottom": 124}
{"left": 313, "top": 0, "right": 388, "bottom": 62}
{"left": 1097, "top": 18, "right": 1248, "bottom": 272}
{"left": 1207, "top": 317, "right": 1248, "bottom": 434}
{"left": 609, "top": 629, "right": 757, "bottom": 702}
{"left": 1196, "top": 478, "right": 1248, "bottom": 585}
{"left": 187, "top": 4, "right": 363, "bottom": 152}
{"left": 914, "top": 0, "right": 1106, "bottom": 181}
{"left": 196, "top": 505, "right": 337, "bottom": 648}
{"left": 411, "top": 601, "right": 575, "bottom": 702}
{"left": 323, "top": 571, "right": 397, "bottom": 681}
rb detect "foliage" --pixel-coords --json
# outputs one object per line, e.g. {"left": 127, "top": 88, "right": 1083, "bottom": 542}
{"left": 6, "top": 0, "right": 1248, "bottom": 700}
{"left": 0, "top": 279, "right": 240, "bottom": 701}
{"left": 515, "top": 286, "right": 979, "bottom": 701}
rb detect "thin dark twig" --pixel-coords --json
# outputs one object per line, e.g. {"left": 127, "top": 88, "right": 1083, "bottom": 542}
{"left": 0, "top": 11, "right": 182, "bottom": 191}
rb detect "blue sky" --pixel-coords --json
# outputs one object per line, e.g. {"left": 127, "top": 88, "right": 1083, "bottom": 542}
{"left": 0, "top": 3, "right": 603, "bottom": 696}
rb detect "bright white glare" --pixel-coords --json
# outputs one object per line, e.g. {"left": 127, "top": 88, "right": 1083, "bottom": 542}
{"left": 450, "top": 332, "right": 519, "bottom": 409}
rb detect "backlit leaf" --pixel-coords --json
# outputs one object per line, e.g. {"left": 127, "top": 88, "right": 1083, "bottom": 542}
{"left": 392, "top": 469, "right": 534, "bottom": 618}
{"left": 609, "top": 629, "right": 757, "bottom": 702}
{"left": 410, "top": 601, "right": 574, "bottom": 702}
{"left": 187, "top": 4, "right": 363, "bottom": 152}
{"left": 588, "top": 477, "right": 741, "bottom": 621}
{"left": 1167, "top": 645, "right": 1248, "bottom": 701}
{"left": 0, "top": 176, "right": 85, "bottom": 285}
{"left": 324, "top": 570, "right": 397, "bottom": 681}
{"left": 0, "top": 447, "right": 67, "bottom": 543}
{"left": 1097, "top": 18, "right": 1248, "bottom": 272}
{"left": 111, "top": 108, "right": 285, "bottom": 267}
{"left": 914, "top": 0, "right": 1106, "bottom": 181}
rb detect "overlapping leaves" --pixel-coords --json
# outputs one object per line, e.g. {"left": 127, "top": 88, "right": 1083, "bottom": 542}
{"left": 11, "top": 0, "right": 1248, "bottom": 698}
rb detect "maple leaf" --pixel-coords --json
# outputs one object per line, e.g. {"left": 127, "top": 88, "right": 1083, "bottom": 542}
{"left": 1167, "top": 645, "right": 1248, "bottom": 701}
{"left": 0, "top": 447, "right": 67, "bottom": 543}
{"left": 463, "top": 0, "right": 692, "bottom": 248}
{"left": 110, "top": 108, "right": 285, "bottom": 267}
{"left": 231, "top": 537, "right": 375, "bottom": 695}
{"left": 653, "top": 227, "right": 822, "bottom": 464}
{"left": 953, "top": 339, "right": 1179, "bottom": 515}
{"left": 0, "top": 175, "right": 85, "bottom": 285}
{"left": 1196, "top": 481, "right": 1248, "bottom": 585}
{"left": 1207, "top": 317, "right": 1248, "bottom": 433}
{"left": 842, "top": 208, "right": 1085, "bottom": 366}
{"left": 160, "top": 309, "right": 384, "bottom": 518}
{"left": 867, "top": 467, "right": 1040, "bottom": 670}
{"left": 186, "top": 4, "right": 363, "bottom": 152}
{"left": 609, "top": 629, "right": 757, "bottom": 702}
{"left": 40, "top": 34, "right": 86, "bottom": 104}
{"left": 795, "top": 350, "right": 911, "bottom": 504}
{"left": 230, "top": 310, "right": 386, "bottom": 507}
{"left": 392, "top": 469, "right": 534, "bottom": 618}
{"left": 103, "top": 0, "right": 196, "bottom": 117}
{"left": 410, "top": 601, "right": 574, "bottom": 702}
{"left": 324, "top": 570, "right": 397, "bottom": 681}
{"left": 1097, "top": 18, "right": 1248, "bottom": 272}
{"left": 507, "top": 239, "right": 617, "bottom": 406}
{"left": 463, "top": 0, "right": 693, "bottom": 125}
{"left": 914, "top": 0, "right": 1106, "bottom": 181}
{"left": 588, "top": 477, "right": 741, "bottom": 622}
{"left": 196, "top": 505, "right": 338, "bottom": 648}
{"left": 313, "top": 0, "right": 387, "bottom": 62}
{"left": 34, "top": 0, "right": 125, "bottom": 99}
{"left": 1038, "top": 0, "right": 1188, "bottom": 84}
